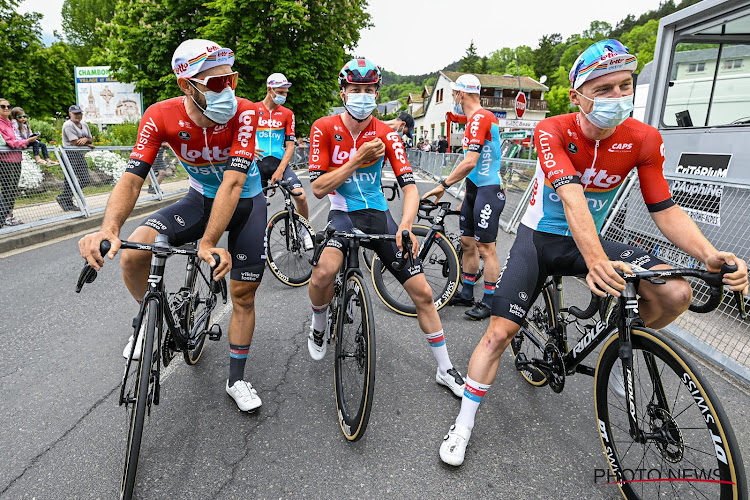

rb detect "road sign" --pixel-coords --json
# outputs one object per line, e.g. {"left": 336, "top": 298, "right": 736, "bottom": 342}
{"left": 499, "top": 131, "right": 526, "bottom": 139}
{"left": 515, "top": 91, "right": 527, "bottom": 119}
{"left": 496, "top": 118, "right": 539, "bottom": 129}
{"left": 492, "top": 111, "right": 507, "bottom": 119}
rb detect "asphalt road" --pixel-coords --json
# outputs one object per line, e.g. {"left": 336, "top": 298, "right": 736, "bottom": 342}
{"left": 1, "top": 172, "right": 749, "bottom": 499}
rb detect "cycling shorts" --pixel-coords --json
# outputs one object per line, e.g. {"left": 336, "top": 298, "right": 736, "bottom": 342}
{"left": 257, "top": 156, "right": 302, "bottom": 190}
{"left": 491, "top": 223, "right": 666, "bottom": 325}
{"left": 138, "top": 188, "right": 267, "bottom": 282}
{"left": 326, "top": 209, "right": 423, "bottom": 285}
{"left": 460, "top": 179, "right": 506, "bottom": 243}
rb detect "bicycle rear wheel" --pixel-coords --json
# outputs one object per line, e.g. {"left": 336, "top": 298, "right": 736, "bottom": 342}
{"left": 266, "top": 210, "right": 315, "bottom": 286}
{"left": 510, "top": 283, "right": 555, "bottom": 387}
{"left": 121, "top": 301, "right": 157, "bottom": 500}
{"left": 183, "top": 256, "right": 213, "bottom": 365}
{"left": 595, "top": 328, "right": 747, "bottom": 500}
{"left": 334, "top": 273, "right": 375, "bottom": 441}
{"left": 371, "top": 225, "right": 459, "bottom": 317}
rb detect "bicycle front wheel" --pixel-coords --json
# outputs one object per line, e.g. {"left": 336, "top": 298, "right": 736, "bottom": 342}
{"left": 371, "top": 225, "right": 459, "bottom": 317}
{"left": 121, "top": 301, "right": 157, "bottom": 500}
{"left": 595, "top": 328, "right": 746, "bottom": 500}
{"left": 183, "top": 256, "right": 213, "bottom": 365}
{"left": 266, "top": 210, "right": 315, "bottom": 286}
{"left": 334, "top": 273, "right": 375, "bottom": 441}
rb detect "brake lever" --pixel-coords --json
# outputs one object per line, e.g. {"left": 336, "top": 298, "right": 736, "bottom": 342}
{"left": 392, "top": 230, "right": 414, "bottom": 272}
{"left": 75, "top": 240, "right": 112, "bottom": 293}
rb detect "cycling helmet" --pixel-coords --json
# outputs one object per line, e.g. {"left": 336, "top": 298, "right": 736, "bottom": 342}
{"left": 338, "top": 58, "right": 381, "bottom": 89}
{"left": 569, "top": 39, "right": 637, "bottom": 90}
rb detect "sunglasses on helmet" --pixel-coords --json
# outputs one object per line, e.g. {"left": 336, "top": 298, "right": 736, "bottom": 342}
{"left": 188, "top": 72, "right": 239, "bottom": 93}
{"left": 343, "top": 68, "right": 380, "bottom": 84}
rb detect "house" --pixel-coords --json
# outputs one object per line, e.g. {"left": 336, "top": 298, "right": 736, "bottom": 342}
{"left": 413, "top": 71, "right": 549, "bottom": 147}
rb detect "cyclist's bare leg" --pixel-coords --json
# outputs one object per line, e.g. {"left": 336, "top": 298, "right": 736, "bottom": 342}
{"left": 291, "top": 188, "right": 309, "bottom": 220}
{"left": 228, "top": 280, "right": 260, "bottom": 345}
{"left": 460, "top": 236, "right": 480, "bottom": 274}
{"left": 475, "top": 241, "right": 499, "bottom": 283}
{"left": 120, "top": 225, "right": 160, "bottom": 300}
{"left": 402, "top": 274, "right": 442, "bottom": 333}
{"left": 634, "top": 263, "right": 692, "bottom": 329}
{"left": 467, "top": 316, "right": 520, "bottom": 383}
{"left": 308, "top": 247, "right": 344, "bottom": 306}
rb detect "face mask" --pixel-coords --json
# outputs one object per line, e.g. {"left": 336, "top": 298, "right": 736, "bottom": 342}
{"left": 272, "top": 90, "right": 286, "bottom": 106}
{"left": 190, "top": 82, "right": 238, "bottom": 124}
{"left": 345, "top": 93, "right": 377, "bottom": 120}
{"left": 576, "top": 91, "right": 633, "bottom": 129}
{"left": 452, "top": 93, "right": 464, "bottom": 115}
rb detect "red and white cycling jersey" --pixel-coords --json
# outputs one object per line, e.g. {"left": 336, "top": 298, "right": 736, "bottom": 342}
{"left": 308, "top": 115, "right": 415, "bottom": 212}
{"left": 255, "top": 103, "right": 295, "bottom": 160}
{"left": 521, "top": 114, "right": 674, "bottom": 236}
{"left": 127, "top": 97, "right": 260, "bottom": 198}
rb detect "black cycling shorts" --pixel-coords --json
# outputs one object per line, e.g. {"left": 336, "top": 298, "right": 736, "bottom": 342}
{"left": 326, "top": 209, "right": 423, "bottom": 285}
{"left": 138, "top": 189, "right": 267, "bottom": 282}
{"left": 491, "top": 223, "right": 666, "bottom": 325}
{"left": 460, "top": 179, "right": 506, "bottom": 243}
{"left": 257, "top": 156, "right": 302, "bottom": 190}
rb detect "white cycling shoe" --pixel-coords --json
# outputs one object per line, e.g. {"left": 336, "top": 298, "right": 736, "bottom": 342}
{"left": 440, "top": 423, "right": 472, "bottom": 466}
{"left": 307, "top": 323, "right": 328, "bottom": 361}
{"left": 122, "top": 321, "right": 146, "bottom": 360}
{"left": 226, "top": 379, "right": 262, "bottom": 412}
{"left": 436, "top": 368, "right": 465, "bottom": 398}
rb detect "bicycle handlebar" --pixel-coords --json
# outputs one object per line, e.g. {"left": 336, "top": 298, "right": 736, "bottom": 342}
{"left": 567, "top": 263, "right": 747, "bottom": 320}
{"left": 263, "top": 179, "right": 302, "bottom": 197}
{"left": 75, "top": 239, "right": 221, "bottom": 293}
{"left": 310, "top": 224, "right": 413, "bottom": 271}
{"left": 417, "top": 198, "right": 461, "bottom": 223}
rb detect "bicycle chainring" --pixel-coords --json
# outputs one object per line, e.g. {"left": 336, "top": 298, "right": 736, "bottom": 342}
{"left": 544, "top": 343, "right": 566, "bottom": 393}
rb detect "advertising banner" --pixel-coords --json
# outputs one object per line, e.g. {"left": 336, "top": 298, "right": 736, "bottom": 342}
{"left": 74, "top": 66, "right": 143, "bottom": 125}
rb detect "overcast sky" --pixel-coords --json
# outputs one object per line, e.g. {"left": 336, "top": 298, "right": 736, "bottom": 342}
{"left": 21, "top": 0, "right": 662, "bottom": 75}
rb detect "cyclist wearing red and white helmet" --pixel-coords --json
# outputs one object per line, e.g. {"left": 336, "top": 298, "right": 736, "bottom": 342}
{"left": 306, "top": 58, "right": 466, "bottom": 398}
{"left": 439, "top": 39, "right": 748, "bottom": 467}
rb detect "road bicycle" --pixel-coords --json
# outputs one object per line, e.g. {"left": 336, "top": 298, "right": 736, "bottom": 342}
{"left": 310, "top": 223, "right": 413, "bottom": 441}
{"left": 509, "top": 264, "right": 748, "bottom": 500}
{"left": 76, "top": 235, "right": 228, "bottom": 500}
{"left": 264, "top": 179, "right": 316, "bottom": 286}
{"left": 359, "top": 180, "right": 401, "bottom": 273}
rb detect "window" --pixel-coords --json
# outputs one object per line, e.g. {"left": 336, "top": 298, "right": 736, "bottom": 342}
{"left": 436, "top": 89, "right": 443, "bottom": 103}
{"left": 664, "top": 42, "right": 750, "bottom": 127}
{"left": 440, "top": 122, "right": 445, "bottom": 136}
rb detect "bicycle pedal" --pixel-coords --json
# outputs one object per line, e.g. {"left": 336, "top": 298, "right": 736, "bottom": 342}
{"left": 514, "top": 352, "right": 529, "bottom": 370}
{"left": 208, "top": 324, "right": 222, "bottom": 341}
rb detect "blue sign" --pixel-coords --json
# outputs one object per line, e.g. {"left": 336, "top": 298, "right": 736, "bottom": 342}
{"left": 492, "top": 111, "right": 507, "bottom": 119}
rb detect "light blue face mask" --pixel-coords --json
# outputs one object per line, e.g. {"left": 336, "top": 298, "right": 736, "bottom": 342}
{"left": 190, "top": 82, "right": 238, "bottom": 125}
{"left": 345, "top": 93, "right": 377, "bottom": 120}
{"left": 576, "top": 91, "right": 634, "bottom": 129}
{"left": 452, "top": 92, "right": 465, "bottom": 115}
{"left": 272, "top": 90, "right": 286, "bottom": 106}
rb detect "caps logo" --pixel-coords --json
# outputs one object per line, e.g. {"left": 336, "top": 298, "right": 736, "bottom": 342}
{"left": 363, "top": 131, "right": 377, "bottom": 138}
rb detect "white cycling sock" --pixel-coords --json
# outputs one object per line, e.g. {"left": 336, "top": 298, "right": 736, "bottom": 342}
{"left": 311, "top": 303, "right": 328, "bottom": 332}
{"left": 425, "top": 330, "right": 452, "bottom": 376}
{"left": 455, "top": 376, "right": 491, "bottom": 430}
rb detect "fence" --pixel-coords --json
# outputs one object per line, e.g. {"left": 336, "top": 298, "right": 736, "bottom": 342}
{"left": 0, "top": 145, "right": 188, "bottom": 236}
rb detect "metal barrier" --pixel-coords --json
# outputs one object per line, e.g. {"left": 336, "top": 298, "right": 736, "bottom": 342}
{"left": 0, "top": 145, "right": 188, "bottom": 235}
{"left": 601, "top": 175, "right": 750, "bottom": 383}
{"left": 290, "top": 146, "right": 309, "bottom": 169}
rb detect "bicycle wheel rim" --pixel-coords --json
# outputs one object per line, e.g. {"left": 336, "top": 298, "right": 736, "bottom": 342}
{"left": 594, "top": 328, "right": 746, "bottom": 500}
{"left": 183, "top": 258, "right": 211, "bottom": 365}
{"left": 334, "top": 274, "right": 375, "bottom": 441}
{"left": 371, "top": 225, "right": 459, "bottom": 317}
{"left": 510, "top": 285, "right": 553, "bottom": 386}
{"left": 265, "top": 211, "right": 314, "bottom": 286}
{"left": 121, "top": 301, "right": 157, "bottom": 500}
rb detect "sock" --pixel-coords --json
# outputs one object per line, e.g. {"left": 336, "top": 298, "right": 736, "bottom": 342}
{"left": 425, "top": 330, "right": 452, "bottom": 376}
{"left": 460, "top": 273, "right": 476, "bottom": 300}
{"left": 229, "top": 344, "right": 250, "bottom": 385}
{"left": 311, "top": 303, "right": 328, "bottom": 331}
{"left": 481, "top": 281, "right": 495, "bottom": 308}
{"left": 455, "top": 376, "right": 491, "bottom": 430}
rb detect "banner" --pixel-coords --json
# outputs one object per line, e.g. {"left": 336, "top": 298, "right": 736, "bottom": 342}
{"left": 670, "top": 153, "right": 732, "bottom": 226}
{"left": 74, "top": 66, "right": 143, "bottom": 125}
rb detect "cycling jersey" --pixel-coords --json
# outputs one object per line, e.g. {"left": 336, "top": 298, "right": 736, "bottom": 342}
{"left": 127, "top": 96, "right": 261, "bottom": 199}
{"left": 521, "top": 114, "right": 674, "bottom": 236}
{"left": 308, "top": 115, "right": 415, "bottom": 211}
{"left": 461, "top": 108, "right": 503, "bottom": 187}
{"left": 255, "top": 102, "right": 295, "bottom": 160}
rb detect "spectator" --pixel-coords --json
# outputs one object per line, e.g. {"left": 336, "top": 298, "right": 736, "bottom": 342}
{"left": 422, "top": 140, "right": 431, "bottom": 152}
{"left": 146, "top": 142, "right": 170, "bottom": 194}
{"left": 11, "top": 107, "right": 58, "bottom": 166}
{"left": 437, "top": 135, "right": 449, "bottom": 154}
{"left": 58, "top": 104, "right": 95, "bottom": 211}
{"left": 0, "top": 97, "right": 36, "bottom": 227}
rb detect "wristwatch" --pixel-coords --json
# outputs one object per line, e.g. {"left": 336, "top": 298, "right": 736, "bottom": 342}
{"left": 439, "top": 179, "right": 450, "bottom": 189}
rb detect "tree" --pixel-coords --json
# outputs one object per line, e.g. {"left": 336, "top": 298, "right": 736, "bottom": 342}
{"left": 61, "top": 0, "right": 116, "bottom": 65}
{"left": 545, "top": 85, "right": 575, "bottom": 116}
{"left": 532, "top": 33, "right": 562, "bottom": 82}
{"left": 620, "top": 19, "right": 659, "bottom": 71}
{"left": 583, "top": 20, "right": 612, "bottom": 40}
{"left": 460, "top": 40, "right": 480, "bottom": 73}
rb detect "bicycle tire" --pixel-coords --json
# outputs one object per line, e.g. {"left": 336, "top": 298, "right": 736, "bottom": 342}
{"left": 183, "top": 256, "right": 212, "bottom": 365}
{"left": 266, "top": 210, "right": 315, "bottom": 286}
{"left": 334, "top": 273, "right": 375, "bottom": 441}
{"left": 121, "top": 301, "right": 157, "bottom": 500}
{"left": 371, "top": 225, "right": 459, "bottom": 317}
{"left": 510, "top": 283, "right": 554, "bottom": 387}
{"left": 361, "top": 247, "right": 375, "bottom": 274}
{"left": 594, "top": 328, "right": 747, "bottom": 500}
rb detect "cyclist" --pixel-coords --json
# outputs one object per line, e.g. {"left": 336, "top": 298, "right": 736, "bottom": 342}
{"left": 78, "top": 39, "right": 266, "bottom": 413}
{"left": 255, "top": 72, "right": 309, "bottom": 221}
{"left": 439, "top": 39, "right": 749, "bottom": 466}
{"left": 307, "top": 58, "right": 465, "bottom": 397}
{"left": 422, "top": 74, "right": 505, "bottom": 321}
{"left": 384, "top": 111, "right": 414, "bottom": 141}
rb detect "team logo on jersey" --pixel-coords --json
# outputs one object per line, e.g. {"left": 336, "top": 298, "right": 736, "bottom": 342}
{"left": 236, "top": 253, "right": 247, "bottom": 261}
{"left": 334, "top": 134, "right": 343, "bottom": 142}
{"left": 214, "top": 123, "right": 228, "bottom": 132}
{"left": 363, "top": 131, "right": 377, "bottom": 138}
{"left": 567, "top": 129, "right": 578, "bottom": 140}
{"left": 620, "top": 250, "right": 634, "bottom": 259}
{"left": 332, "top": 144, "right": 357, "bottom": 165}
{"left": 608, "top": 143, "right": 633, "bottom": 153}
{"left": 580, "top": 167, "right": 622, "bottom": 188}
{"left": 568, "top": 142, "right": 578, "bottom": 154}
{"left": 178, "top": 131, "right": 191, "bottom": 141}
{"left": 237, "top": 110, "right": 255, "bottom": 147}
{"left": 519, "top": 291, "right": 528, "bottom": 302}
{"left": 178, "top": 120, "right": 192, "bottom": 129}
{"left": 497, "top": 191, "right": 505, "bottom": 201}
{"left": 174, "top": 214, "right": 185, "bottom": 226}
